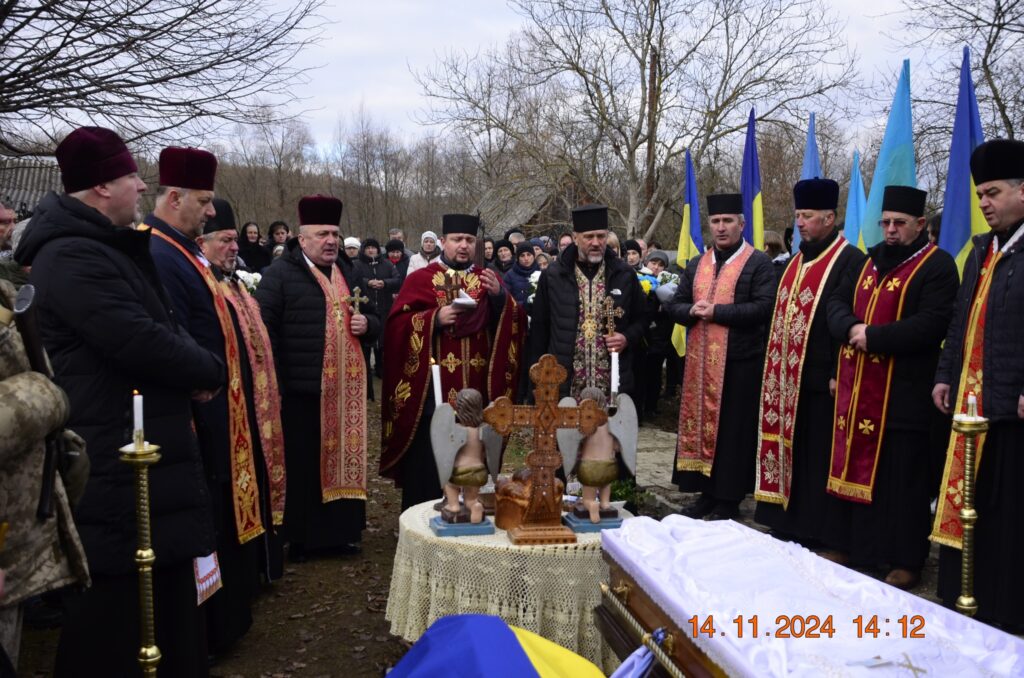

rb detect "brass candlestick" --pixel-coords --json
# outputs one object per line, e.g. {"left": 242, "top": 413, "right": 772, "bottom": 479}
{"left": 119, "top": 431, "right": 162, "bottom": 676}
{"left": 954, "top": 397, "right": 988, "bottom": 618}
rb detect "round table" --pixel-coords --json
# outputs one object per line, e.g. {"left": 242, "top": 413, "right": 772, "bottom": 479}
{"left": 385, "top": 501, "right": 626, "bottom": 671}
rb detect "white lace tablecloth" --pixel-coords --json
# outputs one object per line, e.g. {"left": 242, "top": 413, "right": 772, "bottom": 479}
{"left": 603, "top": 515, "right": 1024, "bottom": 677}
{"left": 385, "top": 501, "right": 625, "bottom": 671}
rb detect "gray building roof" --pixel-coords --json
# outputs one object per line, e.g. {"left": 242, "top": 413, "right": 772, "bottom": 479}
{"left": 475, "top": 181, "right": 566, "bottom": 239}
{"left": 0, "top": 155, "right": 61, "bottom": 215}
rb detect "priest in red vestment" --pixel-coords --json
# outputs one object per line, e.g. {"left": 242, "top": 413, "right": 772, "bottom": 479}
{"left": 380, "top": 214, "right": 525, "bottom": 510}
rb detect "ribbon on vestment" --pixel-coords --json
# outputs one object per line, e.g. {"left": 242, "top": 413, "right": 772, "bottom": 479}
{"left": 152, "top": 230, "right": 264, "bottom": 543}
{"left": 307, "top": 263, "right": 368, "bottom": 502}
{"left": 828, "top": 244, "right": 937, "bottom": 503}
{"left": 755, "top": 235, "right": 848, "bottom": 508}
{"left": 222, "top": 279, "right": 286, "bottom": 524}
{"left": 676, "top": 243, "right": 754, "bottom": 473}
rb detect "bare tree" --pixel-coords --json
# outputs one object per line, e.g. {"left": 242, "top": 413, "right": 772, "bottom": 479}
{"left": 0, "top": 0, "right": 324, "bottom": 154}
{"left": 416, "top": 0, "right": 856, "bottom": 238}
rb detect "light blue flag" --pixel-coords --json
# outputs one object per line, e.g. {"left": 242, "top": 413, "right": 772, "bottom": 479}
{"left": 937, "top": 46, "right": 987, "bottom": 273}
{"left": 791, "top": 113, "right": 823, "bottom": 252}
{"left": 860, "top": 59, "right": 917, "bottom": 249}
{"left": 844, "top": 150, "right": 867, "bottom": 246}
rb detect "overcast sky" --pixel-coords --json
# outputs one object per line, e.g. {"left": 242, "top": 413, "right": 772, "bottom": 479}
{"left": 284, "top": 0, "right": 925, "bottom": 147}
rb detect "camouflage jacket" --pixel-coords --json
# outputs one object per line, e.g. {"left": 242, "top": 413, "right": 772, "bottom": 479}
{"left": 0, "top": 279, "right": 89, "bottom": 606}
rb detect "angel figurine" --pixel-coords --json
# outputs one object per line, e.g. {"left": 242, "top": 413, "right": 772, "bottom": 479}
{"left": 556, "top": 387, "right": 638, "bottom": 523}
{"left": 429, "top": 388, "right": 502, "bottom": 523}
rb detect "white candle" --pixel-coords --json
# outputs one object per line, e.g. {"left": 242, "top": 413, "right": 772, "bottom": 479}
{"left": 133, "top": 390, "right": 144, "bottom": 433}
{"left": 610, "top": 350, "right": 620, "bottom": 395}
{"left": 967, "top": 392, "right": 978, "bottom": 417}
{"left": 431, "top": 361, "right": 444, "bottom": 406}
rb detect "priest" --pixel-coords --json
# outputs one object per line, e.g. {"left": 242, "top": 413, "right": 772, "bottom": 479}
{"left": 527, "top": 204, "right": 645, "bottom": 400}
{"left": 147, "top": 147, "right": 264, "bottom": 653}
{"left": 826, "top": 185, "right": 957, "bottom": 588}
{"left": 933, "top": 139, "right": 1024, "bottom": 630}
{"left": 255, "top": 195, "right": 378, "bottom": 560}
{"left": 754, "top": 178, "right": 865, "bottom": 555}
{"left": 663, "top": 194, "right": 775, "bottom": 521}
{"left": 380, "top": 214, "right": 525, "bottom": 510}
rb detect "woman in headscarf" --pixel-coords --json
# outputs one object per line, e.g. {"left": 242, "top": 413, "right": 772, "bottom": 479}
{"left": 238, "top": 221, "right": 272, "bottom": 272}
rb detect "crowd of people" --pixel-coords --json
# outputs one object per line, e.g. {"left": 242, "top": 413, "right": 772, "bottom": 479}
{"left": 0, "top": 124, "right": 1022, "bottom": 676}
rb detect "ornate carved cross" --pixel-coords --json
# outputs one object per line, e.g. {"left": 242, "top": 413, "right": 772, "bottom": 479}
{"left": 601, "top": 294, "right": 624, "bottom": 336}
{"left": 434, "top": 268, "right": 462, "bottom": 305}
{"left": 483, "top": 354, "right": 607, "bottom": 544}
{"left": 343, "top": 286, "right": 370, "bottom": 315}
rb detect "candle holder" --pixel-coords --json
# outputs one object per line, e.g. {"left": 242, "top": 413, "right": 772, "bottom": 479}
{"left": 953, "top": 398, "right": 988, "bottom": 618}
{"left": 119, "top": 433, "right": 162, "bottom": 676}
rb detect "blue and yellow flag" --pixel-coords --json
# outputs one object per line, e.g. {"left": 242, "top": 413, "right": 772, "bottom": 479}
{"left": 741, "top": 108, "right": 764, "bottom": 251}
{"left": 791, "top": 113, "right": 823, "bottom": 252}
{"left": 860, "top": 59, "right": 916, "bottom": 249}
{"left": 844, "top": 150, "right": 867, "bottom": 246}
{"left": 671, "top": 149, "right": 704, "bottom": 356}
{"left": 937, "top": 47, "right": 987, "bottom": 274}
{"left": 389, "top": 614, "right": 604, "bottom": 678}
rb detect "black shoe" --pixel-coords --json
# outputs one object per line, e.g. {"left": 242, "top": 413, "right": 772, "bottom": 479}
{"left": 705, "top": 502, "right": 739, "bottom": 521}
{"left": 681, "top": 495, "right": 715, "bottom": 519}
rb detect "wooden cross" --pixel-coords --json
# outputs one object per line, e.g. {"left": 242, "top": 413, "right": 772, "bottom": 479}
{"left": 434, "top": 268, "right": 462, "bottom": 305}
{"left": 601, "top": 294, "right": 624, "bottom": 336}
{"left": 343, "top": 286, "right": 369, "bottom": 315}
{"left": 483, "top": 354, "right": 607, "bottom": 544}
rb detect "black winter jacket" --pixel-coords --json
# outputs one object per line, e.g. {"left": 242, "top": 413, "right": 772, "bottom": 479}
{"left": 527, "top": 245, "right": 645, "bottom": 396}
{"left": 14, "top": 192, "right": 224, "bottom": 574}
{"left": 255, "top": 239, "right": 381, "bottom": 396}
{"left": 353, "top": 249, "right": 401, "bottom": 322}
{"left": 828, "top": 238, "right": 959, "bottom": 431}
{"left": 504, "top": 261, "right": 539, "bottom": 306}
{"left": 936, "top": 224, "right": 1024, "bottom": 422}
{"left": 663, "top": 246, "right": 776, "bottom": 362}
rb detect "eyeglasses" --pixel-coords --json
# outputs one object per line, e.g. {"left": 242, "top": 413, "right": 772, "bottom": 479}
{"left": 878, "top": 218, "right": 911, "bottom": 228}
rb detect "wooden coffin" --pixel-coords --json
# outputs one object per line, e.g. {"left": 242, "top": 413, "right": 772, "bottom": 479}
{"left": 598, "top": 551, "right": 726, "bottom": 678}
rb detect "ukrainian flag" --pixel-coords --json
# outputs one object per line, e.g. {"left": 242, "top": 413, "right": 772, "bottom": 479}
{"left": 741, "top": 109, "right": 764, "bottom": 251}
{"left": 791, "top": 113, "right": 824, "bottom": 252}
{"left": 671, "top": 149, "right": 703, "bottom": 356}
{"left": 844, "top": 150, "right": 867, "bottom": 247}
{"left": 389, "top": 614, "right": 604, "bottom": 678}
{"left": 937, "top": 47, "right": 987, "bottom": 274}
{"left": 860, "top": 59, "right": 916, "bottom": 249}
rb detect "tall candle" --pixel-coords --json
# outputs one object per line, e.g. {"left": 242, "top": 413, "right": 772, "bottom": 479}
{"left": 431, "top": 360, "right": 444, "bottom": 406}
{"left": 133, "top": 390, "right": 144, "bottom": 433}
{"left": 967, "top": 392, "right": 977, "bottom": 417}
{"left": 610, "top": 350, "right": 620, "bottom": 395}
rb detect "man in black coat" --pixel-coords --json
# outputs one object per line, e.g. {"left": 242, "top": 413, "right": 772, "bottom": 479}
{"left": 932, "top": 139, "right": 1024, "bottom": 631}
{"left": 754, "top": 179, "right": 866, "bottom": 555}
{"left": 354, "top": 238, "right": 400, "bottom": 379}
{"left": 15, "top": 127, "right": 224, "bottom": 677}
{"left": 255, "top": 196, "right": 380, "bottom": 561}
{"left": 664, "top": 194, "right": 776, "bottom": 521}
{"left": 528, "top": 204, "right": 645, "bottom": 399}
{"left": 827, "top": 186, "right": 958, "bottom": 589}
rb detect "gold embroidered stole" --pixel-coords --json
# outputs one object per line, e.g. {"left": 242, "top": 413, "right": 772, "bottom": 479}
{"left": 152, "top": 230, "right": 263, "bottom": 543}
{"left": 571, "top": 261, "right": 610, "bottom": 399}
{"left": 676, "top": 244, "right": 754, "bottom": 474}
{"left": 931, "top": 242, "right": 1000, "bottom": 547}
{"left": 828, "top": 244, "right": 937, "bottom": 503}
{"left": 307, "top": 264, "right": 368, "bottom": 502}
{"left": 222, "top": 280, "right": 286, "bottom": 525}
{"left": 755, "top": 235, "right": 848, "bottom": 507}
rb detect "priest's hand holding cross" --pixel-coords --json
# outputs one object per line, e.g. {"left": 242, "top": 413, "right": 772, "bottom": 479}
{"left": 343, "top": 287, "right": 370, "bottom": 336}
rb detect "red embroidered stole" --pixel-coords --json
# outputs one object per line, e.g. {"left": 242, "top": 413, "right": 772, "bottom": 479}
{"left": 931, "top": 242, "right": 999, "bottom": 547}
{"left": 828, "top": 244, "right": 937, "bottom": 503}
{"left": 222, "top": 280, "right": 286, "bottom": 525}
{"left": 755, "top": 235, "right": 848, "bottom": 507}
{"left": 152, "top": 230, "right": 263, "bottom": 543}
{"left": 307, "top": 264, "right": 367, "bottom": 502}
{"left": 379, "top": 263, "right": 524, "bottom": 480}
{"left": 676, "top": 244, "right": 754, "bottom": 474}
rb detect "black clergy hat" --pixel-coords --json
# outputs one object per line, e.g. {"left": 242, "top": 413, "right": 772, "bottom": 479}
{"left": 882, "top": 185, "right": 927, "bottom": 217}
{"left": 442, "top": 213, "right": 479, "bottom": 236}
{"left": 707, "top": 193, "right": 743, "bottom": 216}
{"left": 572, "top": 204, "right": 608, "bottom": 232}
{"left": 970, "top": 139, "right": 1024, "bottom": 185}
{"left": 203, "top": 198, "right": 236, "bottom": 234}
{"left": 793, "top": 178, "right": 839, "bottom": 210}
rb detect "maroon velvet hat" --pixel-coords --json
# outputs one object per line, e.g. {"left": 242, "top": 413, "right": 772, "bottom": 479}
{"left": 55, "top": 126, "right": 139, "bottom": 193}
{"left": 158, "top": 146, "right": 218, "bottom": 191}
{"left": 298, "top": 195, "right": 343, "bottom": 226}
